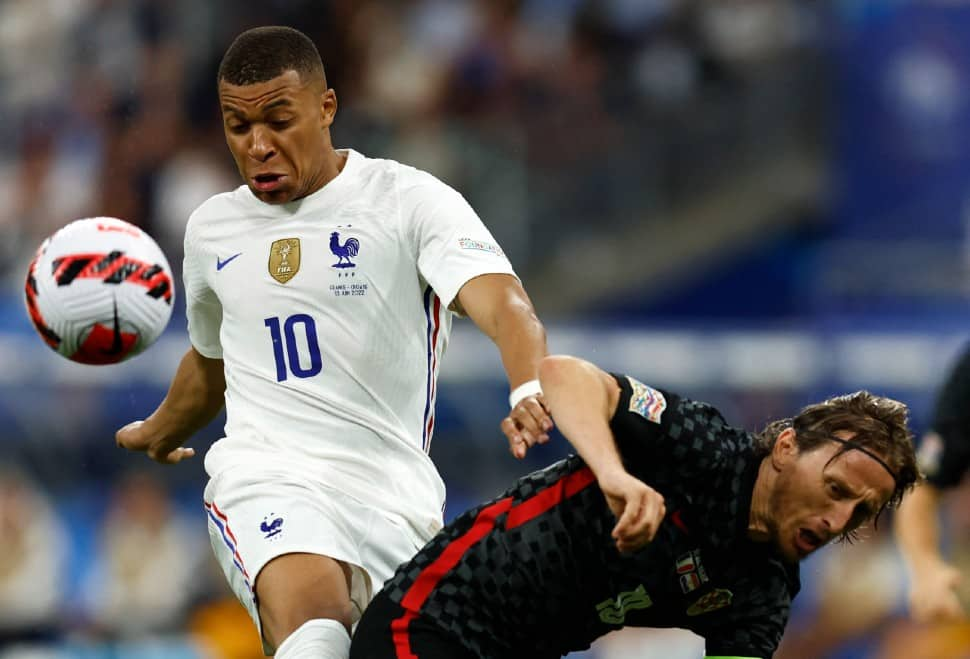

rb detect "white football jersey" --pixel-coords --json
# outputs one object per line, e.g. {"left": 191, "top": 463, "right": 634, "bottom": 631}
{"left": 182, "top": 149, "right": 516, "bottom": 538}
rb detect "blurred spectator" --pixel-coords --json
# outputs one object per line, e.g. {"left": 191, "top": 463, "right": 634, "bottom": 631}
{"left": 188, "top": 595, "right": 265, "bottom": 659}
{"left": 876, "top": 619, "right": 970, "bottom": 659}
{"left": 151, "top": 131, "right": 237, "bottom": 261}
{"left": 0, "top": 467, "right": 70, "bottom": 644}
{"left": 80, "top": 470, "right": 207, "bottom": 639}
{"left": 0, "top": 0, "right": 87, "bottom": 128}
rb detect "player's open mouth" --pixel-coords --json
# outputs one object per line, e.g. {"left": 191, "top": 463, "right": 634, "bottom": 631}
{"left": 252, "top": 173, "right": 285, "bottom": 192}
{"left": 795, "top": 528, "right": 822, "bottom": 555}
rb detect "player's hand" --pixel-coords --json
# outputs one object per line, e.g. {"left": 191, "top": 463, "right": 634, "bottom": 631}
{"left": 500, "top": 394, "right": 554, "bottom": 459}
{"left": 597, "top": 470, "right": 665, "bottom": 554}
{"left": 910, "top": 561, "right": 966, "bottom": 623}
{"left": 116, "top": 420, "right": 195, "bottom": 465}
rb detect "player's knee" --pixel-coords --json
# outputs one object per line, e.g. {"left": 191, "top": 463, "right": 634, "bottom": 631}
{"left": 274, "top": 618, "right": 351, "bottom": 659}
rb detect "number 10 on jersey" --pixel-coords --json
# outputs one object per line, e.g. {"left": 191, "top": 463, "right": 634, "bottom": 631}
{"left": 264, "top": 314, "right": 322, "bottom": 381}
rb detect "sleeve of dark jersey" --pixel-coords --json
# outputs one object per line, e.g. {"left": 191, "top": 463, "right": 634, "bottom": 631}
{"left": 925, "top": 345, "right": 970, "bottom": 488}
{"left": 607, "top": 372, "right": 684, "bottom": 482}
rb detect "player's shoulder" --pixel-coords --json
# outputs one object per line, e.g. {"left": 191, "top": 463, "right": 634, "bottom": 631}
{"left": 611, "top": 372, "right": 756, "bottom": 456}
{"left": 613, "top": 373, "right": 733, "bottom": 429}
{"left": 356, "top": 150, "right": 456, "bottom": 196}
{"left": 186, "top": 185, "right": 253, "bottom": 232}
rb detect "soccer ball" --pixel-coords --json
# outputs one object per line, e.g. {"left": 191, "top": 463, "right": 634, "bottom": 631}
{"left": 24, "top": 217, "right": 175, "bottom": 365}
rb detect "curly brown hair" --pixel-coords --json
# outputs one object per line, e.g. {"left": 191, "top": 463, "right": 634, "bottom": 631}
{"left": 754, "top": 391, "right": 921, "bottom": 518}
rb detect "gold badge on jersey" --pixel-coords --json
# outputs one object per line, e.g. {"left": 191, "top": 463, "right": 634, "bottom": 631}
{"left": 269, "top": 238, "right": 300, "bottom": 284}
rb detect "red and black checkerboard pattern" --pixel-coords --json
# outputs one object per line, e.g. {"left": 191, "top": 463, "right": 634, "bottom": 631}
{"left": 377, "top": 376, "right": 800, "bottom": 658}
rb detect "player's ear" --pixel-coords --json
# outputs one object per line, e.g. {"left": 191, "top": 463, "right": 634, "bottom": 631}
{"left": 320, "top": 87, "right": 337, "bottom": 128}
{"left": 771, "top": 427, "right": 799, "bottom": 469}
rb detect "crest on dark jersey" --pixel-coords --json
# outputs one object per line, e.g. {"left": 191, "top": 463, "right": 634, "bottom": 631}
{"left": 686, "top": 588, "right": 733, "bottom": 616}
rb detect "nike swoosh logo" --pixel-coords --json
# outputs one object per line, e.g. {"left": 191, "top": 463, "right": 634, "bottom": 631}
{"left": 216, "top": 253, "right": 243, "bottom": 271}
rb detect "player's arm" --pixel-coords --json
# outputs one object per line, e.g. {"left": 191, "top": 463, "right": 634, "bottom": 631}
{"left": 538, "top": 354, "right": 666, "bottom": 552}
{"left": 894, "top": 347, "right": 970, "bottom": 621}
{"left": 116, "top": 346, "right": 225, "bottom": 464}
{"left": 457, "top": 273, "right": 552, "bottom": 459}
{"left": 894, "top": 479, "right": 965, "bottom": 622}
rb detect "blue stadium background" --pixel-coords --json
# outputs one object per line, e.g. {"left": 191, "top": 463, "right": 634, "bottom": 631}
{"left": 0, "top": 1, "right": 968, "bottom": 658}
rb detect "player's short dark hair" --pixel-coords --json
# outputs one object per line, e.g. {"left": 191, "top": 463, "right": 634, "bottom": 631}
{"left": 218, "top": 26, "right": 326, "bottom": 87}
{"left": 755, "top": 391, "right": 920, "bottom": 515}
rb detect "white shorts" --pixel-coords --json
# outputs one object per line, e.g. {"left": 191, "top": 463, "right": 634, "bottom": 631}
{"left": 203, "top": 467, "right": 428, "bottom": 653}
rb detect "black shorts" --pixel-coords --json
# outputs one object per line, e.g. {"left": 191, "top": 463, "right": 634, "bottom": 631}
{"left": 350, "top": 590, "right": 477, "bottom": 659}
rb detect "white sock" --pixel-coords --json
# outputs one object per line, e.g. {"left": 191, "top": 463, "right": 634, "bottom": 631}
{"left": 273, "top": 619, "right": 351, "bottom": 659}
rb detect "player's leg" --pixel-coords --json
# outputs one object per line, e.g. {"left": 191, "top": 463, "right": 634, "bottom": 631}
{"left": 256, "top": 552, "right": 353, "bottom": 657}
{"left": 273, "top": 619, "right": 351, "bottom": 658}
{"left": 349, "top": 589, "right": 476, "bottom": 659}
{"left": 204, "top": 469, "right": 373, "bottom": 656}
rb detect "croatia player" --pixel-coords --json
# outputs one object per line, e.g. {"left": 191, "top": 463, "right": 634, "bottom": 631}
{"left": 351, "top": 355, "right": 921, "bottom": 659}
{"left": 115, "top": 26, "right": 552, "bottom": 659}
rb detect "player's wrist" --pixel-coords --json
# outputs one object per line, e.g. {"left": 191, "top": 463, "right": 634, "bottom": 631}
{"left": 589, "top": 462, "right": 630, "bottom": 487}
{"left": 509, "top": 379, "right": 542, "bottom": 408}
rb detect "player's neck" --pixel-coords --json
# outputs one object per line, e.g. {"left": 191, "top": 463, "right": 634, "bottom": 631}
{"left": 746, "top": 457, "right": 773, "bottom": 543}
{"left": 305, "top": 148, "right": 348, "bottom": 197}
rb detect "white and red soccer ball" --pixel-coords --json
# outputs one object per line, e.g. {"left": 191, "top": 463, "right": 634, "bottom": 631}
{"left": 24, "top": 217, "right": 174, "bottom": 365}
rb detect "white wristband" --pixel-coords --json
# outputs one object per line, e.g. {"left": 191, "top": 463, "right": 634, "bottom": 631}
{"left": 509, "top": 379, "right": 543, "bottom": 409}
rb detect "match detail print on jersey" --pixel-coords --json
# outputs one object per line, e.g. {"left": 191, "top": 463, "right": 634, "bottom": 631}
{"left": 269, "top": 238, "right": 300, "bottom": 284}
{"left": 626, "top": 376, "right": 667, "bottom": 424}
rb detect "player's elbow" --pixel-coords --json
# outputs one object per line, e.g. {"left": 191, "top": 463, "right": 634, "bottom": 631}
{"left": 538, "top": 355, "right": 569, "bottom": 387}
{"left": 539, "top": 354, "right": 590, "bottom": 392}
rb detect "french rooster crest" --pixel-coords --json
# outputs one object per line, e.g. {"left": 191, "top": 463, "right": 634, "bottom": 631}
{"left": 330, "top": 231, "right": 359, "bottom": 268}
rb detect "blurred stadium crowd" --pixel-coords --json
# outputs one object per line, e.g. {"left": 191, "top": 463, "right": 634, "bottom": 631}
{"left": 0, "top": 1, "right": 968, "bottom": 658}
{"left": 0, "top": 0, "right": 821, "bottom": 287}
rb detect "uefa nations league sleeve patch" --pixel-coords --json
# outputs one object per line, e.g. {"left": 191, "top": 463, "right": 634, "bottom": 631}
{"left": 626, "top": 376, "right": 667, "bottom": 424}
{"left": 458, "top": 237, "right": 504, "bottom": 256}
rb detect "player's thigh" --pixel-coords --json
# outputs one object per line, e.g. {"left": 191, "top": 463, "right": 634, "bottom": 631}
{"left": 350, "top": 590, "right": 475, "bottom": 659}
{"left": 203, "top": 469, "right": 372, "bottom": 649}
{"left": 256, "top": 552, "right": 354, "bottom": 644}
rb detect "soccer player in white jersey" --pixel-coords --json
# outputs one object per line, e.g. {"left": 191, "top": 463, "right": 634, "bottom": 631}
{"left": 115, "top": 26, "right": 552, "bottom": 659}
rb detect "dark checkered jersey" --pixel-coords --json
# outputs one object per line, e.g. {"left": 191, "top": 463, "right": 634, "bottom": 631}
{"left": 381, "top": 373, "right": 801, "bottom": 658}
